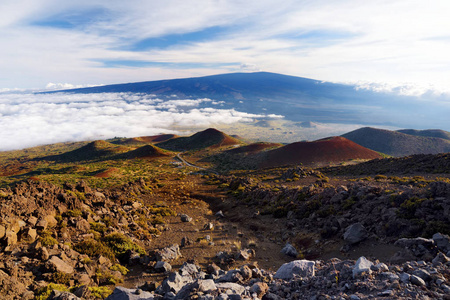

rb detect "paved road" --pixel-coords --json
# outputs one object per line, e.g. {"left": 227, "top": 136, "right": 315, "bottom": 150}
{"left": 176, "top": 153, "right": 218, "bottom": 174}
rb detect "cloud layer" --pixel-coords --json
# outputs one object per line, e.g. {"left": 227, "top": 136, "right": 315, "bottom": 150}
{"left": 0, "top": 92, "right": 279, "bottom": 151}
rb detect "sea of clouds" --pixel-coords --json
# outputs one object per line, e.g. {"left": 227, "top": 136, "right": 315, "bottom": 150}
{"left": 0, "top": 92, "right": 282, "bottom": 151}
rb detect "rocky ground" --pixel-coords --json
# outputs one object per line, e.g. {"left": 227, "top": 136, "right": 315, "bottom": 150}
{"left": 0, "top": 166, "right": 449, "bottom": 299}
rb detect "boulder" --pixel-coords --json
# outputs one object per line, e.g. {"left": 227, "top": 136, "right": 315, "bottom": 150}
{"left": 352, "top": 256, "right": 373, "bottom": 278}
{"left": 281, "top": 243, "right": 298, "bottom": 257}
{"left": 105, "top": 286, "right": 157, "bottom": 300}
{"left": 343, "top": 223, "right": 368, "bottom": 244}
{"left": 433, "top": 233, "right": 450, "bottom": 253}
{"left": 155, "top": 245, "right": 181, "bottom": 262}
{"left": 180, "top": 214, "right": 192, "bottom": 222}
{"left": 154, "top": 261, "right": 172, "bottom": 273}
{"left": 215, "top": 282, "right": 245, "bottom": 295}
{"left": 47, "top": 256, "right": 74, "bottom": 274}
{"left": 410, "top": 275, "right": 426, "bottom": 287}
{"left": 21, "top": 227, "right": 37, "bottom": 243}
{"left": 274, "top": 260, "right": 315, "bottom": 280}
{"left": 250, "top": 282, "right": 269, "bottom": 298}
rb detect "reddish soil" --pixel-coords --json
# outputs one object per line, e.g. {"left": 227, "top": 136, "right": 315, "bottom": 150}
{"left": 260, "top": 136, "right": 382, "bottom": 168}
{"left": 93, "top": 167, "right": 120, "bottom": 178}
{"left": 125, "top": 145, "right": 169, "bottom": 159}
{"left": 226, "top": 142, "right": 283, "bottom": 154}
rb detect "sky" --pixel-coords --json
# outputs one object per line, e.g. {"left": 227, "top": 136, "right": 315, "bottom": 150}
{"left": 0, "top": 0, "right": 449, "bottom": 150}
{"left": 0, "top": 0, "right": 450, "bottom": 92}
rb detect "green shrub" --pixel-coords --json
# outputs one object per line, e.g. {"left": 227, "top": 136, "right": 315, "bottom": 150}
{"left": 95, "top": 269, "right": 122, "bottom": 285}
{"left": 50, "top": 272, "right": 71, "bottom": 284}
{"left": 110, "top": 264, "right": 129, "bottom": 275}
{"left": 65, "top": 209, "right": 82, "bottom": 218}
{"left": 102, "top": 233, "right": 145, "bottom": 260}
{"left": 148, "top": 207, "right": 176, "bottom": 216}
{"left": 73, "top": 239, "right": 115, "bottom": 261}
{"left": 90, "top": 222, "right": 107, "bottom": 233}
{"left": 88, "top": 286, "right": 112, "bottom": 299}
{"left": 40, "top": 231, "right": 58, "bottom": 247}
{"left": 35, "top": 283, "right": 69, "bottom": 300}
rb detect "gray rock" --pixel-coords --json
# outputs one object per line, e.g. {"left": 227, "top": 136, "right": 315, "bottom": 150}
{"left": 274, "top": 260, "right": 315, "bottom": 280}
{"left": 179, "top": 262, "right": 199, "bottom": 277}
{"left": 105, "top": 286, "right": 157, "bottom": 299}
{"left": 180, "top": 214, "right": 192, "bottom": 223}
{"left": 343, "top": 223, "right": 368, "bottom": 244}
{"left": 48, "top": 291, "right": 81, "bottom": 300}
{"left": 280, "top": 243, "right": 298, "bottom": 258}
{"left": 410, "top": 274, "right": 426, "bottom": 286}
{"left": 433, "top": 233, "right": 450, "bottom": 253}
{"left": 399, "top": 272, "right": 410, "bottom": 283}
{"left": 155, "top": 244, "right": 181, "bottom": 262}
{"left": 215, "top": 282, "right": 245, "bottom": 295}
{"left": 413, "top": 269, "right": 431, "bottom": 282}
{"left": 381, "top": 272, "right": 399, "bottom": 282}
{"left": 215, "top": 211, "right": 225, "bottom": 218}
{"left": 432, "top": 252, "right": 450, "bottom": 265}
{"left": 159, "top": 272, "right": 193, "bottom": 294}
{"left": 154, "top": 261, "right": 172, "bottom": 273}
{"left": 352, "top": 256, "right": 373, "bottom": 278}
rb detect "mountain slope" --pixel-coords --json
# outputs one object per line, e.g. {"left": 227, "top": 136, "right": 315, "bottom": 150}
{"left": 46, "top": 72, "right": 450, "bottom": 129}
{"left": 158, "top": 128, "right": 241, "bottom": 151}
{"left": 397, "top": 129, "right": 450, "bottom": 141}
{"left": 260, "top": 136, "right": 382, "bottom": 168}
{"left": 342, "top": 127, "right": 450, "bottom": 157}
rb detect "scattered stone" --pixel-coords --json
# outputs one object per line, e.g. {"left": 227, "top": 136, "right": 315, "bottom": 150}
{"left": 215, "top": 210, "right": 225, "bottom": 218}
{"left": 46, "top": 256, "right": 74, "bottom": 274}
{"left": 155, "top": 244, "right": 181, "bottom": 262}
{"left": 180, "top": 214, "right": 192, "bottom": 222}
{"left": 432, "top": 252, "right": 450, "bottom": 265}
{"left": 410, "top": 274, "right": 426, "bottom": 286}
{"left": 250, "top": 282, "right": 269, "bottom": 298}
{"left": 343, "top": 223, "right": 368, "bottom": 244}
{"left": 280, "top": 243, "right": 298, "bottom": 258}
{"left": 274, "top": 260, "right": 315, "bottom": 280}
{"left": 105, "top": 286, "right": 157, "bottom": 300}
{"left": 352, "top": 256, "right": 373, "bottom": 278}
{"left": 155, "top": 261, "right": 172, "bottom": 273}
{"left": 203, "top": 223, "right": 214, "bottom": 230}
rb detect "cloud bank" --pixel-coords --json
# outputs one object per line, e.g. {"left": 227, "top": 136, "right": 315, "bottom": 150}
{"left": 0, "top": 92, "right": 281, "bottom": 151}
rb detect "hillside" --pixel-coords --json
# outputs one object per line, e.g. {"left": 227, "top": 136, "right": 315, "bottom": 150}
{"left": 398, "top": 129, "right": 450, "bottom": 140}
{"left": 41, "top": 140, "right": 130, "bottom": 162}
{"left": 0, "top": 128, "right": 448, "bottom": 299}
{"left": 158, "top": 128, "right": 241, "bottom": 151}
{"left": 342, "top": 127, "right": 450, "bottom": 157}
{"left": 260, "top": 136, "right": 382, "bottom": 168}
{"left": 118, "top": 144, "right": 169, "bottom": 159}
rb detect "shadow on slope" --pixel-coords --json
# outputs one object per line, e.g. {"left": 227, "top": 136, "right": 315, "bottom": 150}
{"left": 343, "top": 127, "right": 450, "bottom": 157}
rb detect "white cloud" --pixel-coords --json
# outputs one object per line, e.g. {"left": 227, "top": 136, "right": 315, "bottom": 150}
{"left": 0, "top": 92, "right": 280, "bottom": 151}
{"left": 0, "top": 0, "right": 450, "bottom": 98}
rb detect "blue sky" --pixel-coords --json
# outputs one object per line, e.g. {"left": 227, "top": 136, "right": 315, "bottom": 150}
{"left": 0, "top": 0, "right": 450, "bottom": 96}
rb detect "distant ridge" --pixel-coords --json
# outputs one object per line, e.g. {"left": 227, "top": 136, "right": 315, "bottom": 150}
{"left": 342, "top": 127, "right": 450, "bottom": 157}
{"left": 260, "top": 136, "right": 382, "bottom": 168}
{"left": 110, "top": 134, "right": 178, "bottom": 146}
{"left": 43, "top": 71, "right": 450, "bottom": 129}
{"left": 397, "top": 129, "right": 450, "bottom": 141}
{"left": 158, "top": 128, "right": 241, "bottom": 151}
